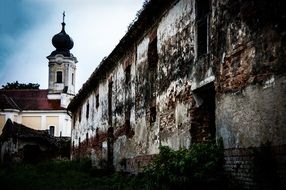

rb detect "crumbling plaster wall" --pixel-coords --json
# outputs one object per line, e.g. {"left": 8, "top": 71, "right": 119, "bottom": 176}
{"left": 156, "top": 0, "right": 194, "bottom": 150}
{"left": 211, "top": 1, "right": 286, "bottom": 188}
{"left": 72, "top": 0, "right": 204, "bottom": 170}
{"left": 212, "top": 0, "right": 286, "bottom": 148}
{"left": 72, "top": 0, "right": 286, "bottom": 176}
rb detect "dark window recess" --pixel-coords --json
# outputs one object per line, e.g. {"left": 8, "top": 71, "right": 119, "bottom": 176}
{"left": 125, "top": 119, "right": 131, "bottom": 135}
{"left": 107, "top": 127, "right": 114, "bottom": 169}
{"left": 56, "top": 71, "right": 63, "bottom": 83}
{"left": 86, "top": 103, "right": 89, "bottom": 119}
{"left": 196, "top": 0, "right": 210, "bottom": 57}
{"left": 72, "top": 116, "right": 76, "bottom": 128}
{"left": 79, "top": 109, "right": 82, "bottom": 123}
{"left": 197, "top": 21, "right": 208, "bottom": 56}
{"left": 86, "top": 133, "right": 89, "bottom": 145}
{"left": 96, "top": 94, "right": 99, "bottom": 109}
{"left": 49, "top": 126, "right": 55, "bottom": 137}
{"left": 125, "top": 65, "right": 131, "bottom": 85}
{"left": 148, "top": 37, "right": 158, "bottom": 69}
{"left": 197, "top": 0, "right": 210, "bottom": 18}
{"left": 72, "top": 73, "right": 74, "bottom": 85}
{"left": 96, "top": 128, "right": 99, "bottom": 140}
{"left": 63, "top": 86, "right": 68, "bottom": 93}
{"left": 108, "top": 81, "right": 113, "bottom": 125}
{"left": 148, "top": 37, "right": 158, "bottom": 108}
{"left": 150, "top": 106, "right": 156, "bottom": 124}
{"left": 79, "top": 137, "right": 81, "bottom": 150}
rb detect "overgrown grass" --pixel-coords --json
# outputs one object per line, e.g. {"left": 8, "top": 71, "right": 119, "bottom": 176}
{"left": 0, "top": 159, "right": 149, "bottom": 190}
{"left": 0, "top": 141, "right": 232, "bottom": 190}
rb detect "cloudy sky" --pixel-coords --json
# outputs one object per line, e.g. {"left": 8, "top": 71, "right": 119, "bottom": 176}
{"left": 0, "top": 0, "right": 144, "bottom": 91}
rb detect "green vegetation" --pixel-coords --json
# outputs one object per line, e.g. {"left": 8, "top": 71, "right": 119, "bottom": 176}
{"left": 143, "top": 140, "right": 226, "bottom": 189}
{"left": 0, "top": 159, "right": 141, "bottom": 190}
{"left": 0, "top": 141, "right": 231, "bottom": 190}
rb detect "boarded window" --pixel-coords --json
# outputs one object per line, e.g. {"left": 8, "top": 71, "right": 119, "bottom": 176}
{"left": 56, "top": 71, "right": 63, "bottom": 83}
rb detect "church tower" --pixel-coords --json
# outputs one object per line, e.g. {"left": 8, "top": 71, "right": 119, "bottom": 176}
{"left": 47, "top": 13, "right": 77, "bottom": 96}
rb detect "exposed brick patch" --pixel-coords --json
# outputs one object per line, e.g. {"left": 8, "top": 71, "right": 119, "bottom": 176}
{"left": 224, "top": 145, "right": 286, "bottom": 189}
{"left": 72, "top": 132, "right": 108, "bottom": 159}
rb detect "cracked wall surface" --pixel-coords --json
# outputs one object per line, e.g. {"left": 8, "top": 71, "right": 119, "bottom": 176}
{"left": 69, "top": 0, "right": 286, "bottom": 188}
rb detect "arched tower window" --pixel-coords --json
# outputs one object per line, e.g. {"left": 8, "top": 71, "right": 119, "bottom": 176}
{"left": 56, "top": 71, "right": 63, "bottom": 83}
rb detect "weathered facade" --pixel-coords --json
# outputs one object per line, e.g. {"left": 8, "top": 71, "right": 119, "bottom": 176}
{"left": 68, "top": 0, "right": 286, "bottom": 188}
{"left": 0, "top": 119, "right": 70, "bottom": 164}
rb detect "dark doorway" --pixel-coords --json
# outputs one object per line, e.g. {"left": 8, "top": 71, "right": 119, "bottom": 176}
{"left": 191, "top": 83, "right": 216, "bottom": 143}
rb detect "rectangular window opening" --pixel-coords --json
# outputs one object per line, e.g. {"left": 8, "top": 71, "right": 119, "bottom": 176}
{"left": 79, "top": 137, "right": 81, "bottom": 150}
{"left": 197, "top": 21, "right": 208, "bottom": 56}
{"left": 86, "top": 103, "right": 89, "bottom": 119}
{"left": 86, "top": 132, "right": 89, "bottom": 145}
{"left": 108, "top": 81, "right": 113, "bottom": 125}
{"left": 196, "top": 0, "right": 210, "bottom": 57}
{"left": 49, "top": 126, "right": 55, "bottom": 137}
{"left": 148, "top": 37, "right": 158, "bottom": 69}
{"left": 125, "top": 65, "right": 131, "bottom": 85}
{"left": 72, "top": 116, "right": 76, "bottom": 129}
{"left": 56, "top": 71, "right": 63, "bottom": 83}
{"left": 150, "top": 106, "right": 156, "bottom": 124}
{"left": 96, "top": 94, "right": 99, "bottom": 109}
{"left": 79, "top": 108, "right": 82, "bottom": 123}
{"left": 72, "top": 73, "right": 74, "bottom": 85}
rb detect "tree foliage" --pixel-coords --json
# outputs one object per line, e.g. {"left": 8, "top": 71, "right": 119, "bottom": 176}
{"left": 1, "top": 81, "right": 40, "bottom": 90}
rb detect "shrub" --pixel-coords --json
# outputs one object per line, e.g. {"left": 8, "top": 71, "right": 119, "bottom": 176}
{"left": 143, "top": 140, "right": 224, "bottom": 189}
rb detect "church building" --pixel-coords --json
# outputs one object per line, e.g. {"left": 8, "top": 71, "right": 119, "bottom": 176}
{"left": 0, "top": 16, "right": 77, "bottom": 137}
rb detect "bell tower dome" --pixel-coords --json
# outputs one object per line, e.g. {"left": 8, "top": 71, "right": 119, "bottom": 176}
{"left": 47, "top": 12, "right": 77, "bottom": 107}
{"left": 47, "top": 12, "right": 77, "bottom": 97}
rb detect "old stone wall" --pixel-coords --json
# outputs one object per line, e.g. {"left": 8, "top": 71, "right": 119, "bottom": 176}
{"left": 70, "top": 0, "right": 286, "bottom": 188}
{"left": 212, "top": 0, "right": 286, "bottom": 189}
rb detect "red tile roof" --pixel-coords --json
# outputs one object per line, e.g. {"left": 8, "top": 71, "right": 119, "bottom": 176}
{"left": 0, "top": 89, "right": 64, "bottom": 110}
